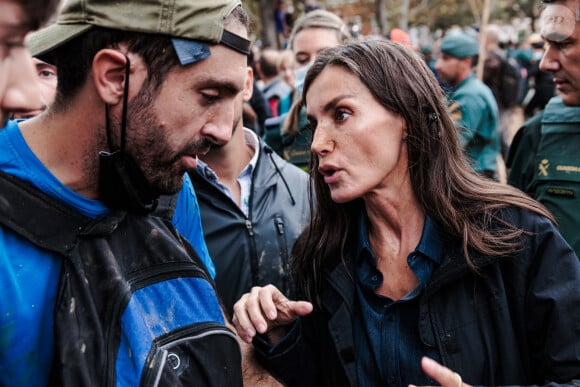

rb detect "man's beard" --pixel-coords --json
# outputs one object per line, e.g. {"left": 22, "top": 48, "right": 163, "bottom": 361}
{"left": 121, "top": 87, "right": 211, "bottom": 195}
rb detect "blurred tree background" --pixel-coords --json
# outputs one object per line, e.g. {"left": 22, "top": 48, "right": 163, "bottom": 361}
{"left": 245, "top": 0, "right": 542, "bottom": 48}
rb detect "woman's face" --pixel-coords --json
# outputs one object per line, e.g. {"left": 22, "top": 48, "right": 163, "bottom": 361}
{"left": 292, "top": 27, "right": 341, "bottom": 68}
{"left": 307, "top": 66, "right": 409, "bottom": 203}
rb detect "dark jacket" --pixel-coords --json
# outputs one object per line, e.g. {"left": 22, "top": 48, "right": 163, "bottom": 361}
{"left": 190, "top": 139, "right": 310, "bottom": 317}
{"left": 255, "top": 207, "right": 580, "bottom": 387}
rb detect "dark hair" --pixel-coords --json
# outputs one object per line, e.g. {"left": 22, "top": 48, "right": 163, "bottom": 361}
{"left": 259, "top": 48, "right": 281, "bottom": 78}
{"left": 20, "top": 0, "right": 61, "bottom": 29}
{"left": 293, "top": 40, "right": 554, "bottom": 301}
{"left": 49, "top": 5, "right": 249, "bottom": 109}
{"left": 49, "top": 29, "right": 179, "bottom": 109}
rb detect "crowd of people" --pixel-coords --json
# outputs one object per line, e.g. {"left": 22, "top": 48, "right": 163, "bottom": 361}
{"left": 0, "top": 0, "right": 579, "bottom": 386}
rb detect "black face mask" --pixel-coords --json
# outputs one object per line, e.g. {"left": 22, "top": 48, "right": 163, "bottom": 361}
{"left": 99, "top": 56, "right": 158, "bottom": 215}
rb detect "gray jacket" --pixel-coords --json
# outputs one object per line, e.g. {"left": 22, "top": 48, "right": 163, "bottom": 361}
{"left": 190, "top": 140, "right": 311, "bottom": 317}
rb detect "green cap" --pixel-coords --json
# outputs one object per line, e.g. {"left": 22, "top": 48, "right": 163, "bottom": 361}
{"left": 27, "top": 0, "right": 251, "bottom": 65}
{"left": 440, "top": 34, "right": 479, "bottom": 58}
{"left": 420, "top": 44, "right": 433, "bottom": 55}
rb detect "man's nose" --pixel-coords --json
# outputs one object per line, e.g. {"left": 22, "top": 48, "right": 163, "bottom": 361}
{"left": 202, "top": 101, "right": 236, "bottom": 144}
{"left": 1, "top": 47, "right": 44, "bottom": 115}
{"left": 539, "top": 44, "right": 559, "bottom": 73}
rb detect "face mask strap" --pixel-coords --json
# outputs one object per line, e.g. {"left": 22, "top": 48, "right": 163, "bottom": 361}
{"left": 99, "top": 55, "right": 159, "bottom": 215}
{"left": 120, "top": 55, "right": 130, "bottom": 151}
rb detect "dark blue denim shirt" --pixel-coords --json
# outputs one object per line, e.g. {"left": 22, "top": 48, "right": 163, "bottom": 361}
{"left": 354, "top": 212, "right": 443, "bottom": 387}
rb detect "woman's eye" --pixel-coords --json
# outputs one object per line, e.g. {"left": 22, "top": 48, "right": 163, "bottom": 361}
{"left": 307, "top": 119, "right": 317, "bottom": 131}
{"left": 334, "top": 109, "right": 350, "bottom": 122}
{"left": 295, "top": 56, "right": 310, "bottom": 66}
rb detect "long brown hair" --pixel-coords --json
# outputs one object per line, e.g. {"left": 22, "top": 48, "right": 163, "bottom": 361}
{"left": 292, "top": 40, "right": 553, "bottom": 301}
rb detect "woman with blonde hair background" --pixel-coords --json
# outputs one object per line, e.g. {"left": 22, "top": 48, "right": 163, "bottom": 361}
{"left": 263, "top": 9, "right": 351, "bottom": 170}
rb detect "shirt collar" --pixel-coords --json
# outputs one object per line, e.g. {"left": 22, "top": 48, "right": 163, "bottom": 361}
{"left": 414, "top": 216, "right": 443, "bottom": 264}
{"left": 196, "top": 127, "right": 260, "bottom": 179}
{"left": 455, "top": 73, "right": 476, "bottom": 90}
{"left": 242, "top": 127, "right": 260, "bottom": 176}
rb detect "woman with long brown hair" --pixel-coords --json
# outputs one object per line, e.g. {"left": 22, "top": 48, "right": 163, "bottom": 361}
{"left": 233, "top": 40, "right": 580, "bottom": 387}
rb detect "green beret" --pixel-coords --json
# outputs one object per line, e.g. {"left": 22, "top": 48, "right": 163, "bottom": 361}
{"left": 440, "top": 34, "right": 479, "bottom": 58}
{"left": 420, "top": 44, "right": 433, "bottom": 55}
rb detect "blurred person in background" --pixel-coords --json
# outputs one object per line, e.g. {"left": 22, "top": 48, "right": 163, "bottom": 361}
{"left": 521, "top": 33, "right": 555, "bottom": 119}
{"left": 0, "top": 0, "right": 59, "bottom": 126}
{"left": 436, "top": 34, "right": 501, "bottom": 180}
{"left": 263, "top": 9, "right": 351, "bottom": 170}
{"left": 10, "top": 57, "right": 57, "bottom": 119}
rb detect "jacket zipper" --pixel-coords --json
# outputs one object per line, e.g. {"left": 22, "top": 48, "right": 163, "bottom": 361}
{"left": 245, "top": 219, "right": 260, "bottom": 285}
{"left": 140, "top": 322, "right": 239, "bottom": 387}
{"left": 247, "top": 152, "right": 260, "bottom": 286}
{"left": 275, "top": 217, "right": 290, "bottom": 294}
{"left": 105, "top": 262, "right": 210, "bottom": 386}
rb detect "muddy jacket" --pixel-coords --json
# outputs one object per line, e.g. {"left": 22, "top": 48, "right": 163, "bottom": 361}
{"left": 255, "top": 207, "right": 580, "bottom": 387}
{"left": 189, "top": 140, "right": 310, "bottom": 316}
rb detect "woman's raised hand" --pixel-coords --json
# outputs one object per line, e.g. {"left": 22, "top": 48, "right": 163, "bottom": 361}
{"left": 232, "top": 285, "right": 313, "bottom": 344}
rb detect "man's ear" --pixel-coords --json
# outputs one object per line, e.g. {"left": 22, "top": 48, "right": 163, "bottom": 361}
{"left": 243, "top": 66, "right": 254, "bottom": 102}
{"left": 92, "top": 49, "right": 130, "bottom": 105}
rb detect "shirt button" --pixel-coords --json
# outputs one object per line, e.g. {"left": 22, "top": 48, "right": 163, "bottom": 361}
{"left": 390, "top": 376, "right": 398, "bottom": 384}
{"left": 371, "top": 275, "right": 378, "bottom": 282}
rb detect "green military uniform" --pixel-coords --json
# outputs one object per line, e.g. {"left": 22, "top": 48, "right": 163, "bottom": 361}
{"left": 507, "top": 96, "right": 580, "bottom": 257}
{"left": 440, "top": 34, "right": 501, "bottom": 177}
{"left": 449, "top": 73, "right": 501, "bottom": 176}
{"left": 262, "top": 108, "right": 311, "bottom": 172}
{"left": 262, "top": 63, "right": 313, "bottom": 172}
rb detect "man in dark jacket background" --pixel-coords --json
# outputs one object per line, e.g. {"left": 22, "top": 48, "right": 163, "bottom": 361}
{"left": 190, "top": 65, "right": 310, "bottom": 317}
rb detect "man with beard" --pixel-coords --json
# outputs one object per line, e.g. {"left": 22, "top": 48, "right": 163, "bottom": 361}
{"left": 507, "top": 0, "right": 580, "bottom": 257}
{"left": 0, "top": 0, "right": 252, "bottom": 385}
{"left": 190, "top": 64, "right": 310, "bottom": 318}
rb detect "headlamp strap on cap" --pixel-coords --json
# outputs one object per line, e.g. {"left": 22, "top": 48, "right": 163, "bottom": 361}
{"left": 221, "top": 29, "right": 251, "bottom": 56}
